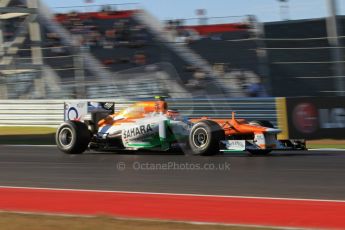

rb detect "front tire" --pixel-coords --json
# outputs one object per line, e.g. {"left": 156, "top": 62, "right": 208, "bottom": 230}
{"left": 189, "top": 120, "right": 225, "bottom": 156}
{"left": 56, "top": 121, "right": 91, "bottom": 154}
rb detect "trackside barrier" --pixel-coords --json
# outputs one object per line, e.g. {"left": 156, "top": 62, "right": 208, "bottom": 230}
{"left": 0, "top": 97, "right": 285, "bottom": 134}
{"left": 0, "top": 100, "right": 64, "bottom": 126}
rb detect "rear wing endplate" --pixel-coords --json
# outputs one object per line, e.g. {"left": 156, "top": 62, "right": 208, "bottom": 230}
{"left": 64, "top": 101, "right": 115, "bottom": 121}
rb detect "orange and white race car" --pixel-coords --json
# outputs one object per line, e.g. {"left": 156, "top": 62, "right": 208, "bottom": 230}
{"left": 56, "top": 97, "right": 306, "bottom": 155}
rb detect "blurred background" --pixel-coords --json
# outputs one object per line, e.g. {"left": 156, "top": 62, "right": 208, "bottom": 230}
{"left": 0, "top": 0, "right": 345, "bottom": 99}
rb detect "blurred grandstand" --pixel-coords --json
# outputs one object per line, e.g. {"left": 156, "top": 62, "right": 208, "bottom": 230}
{"left": 0, "top": 0, "right": 344, "bottom": 99}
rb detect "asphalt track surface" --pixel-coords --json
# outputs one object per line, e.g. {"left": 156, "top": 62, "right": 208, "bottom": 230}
{"left": 0, "top": 145, "right": 344, "bottom": 200}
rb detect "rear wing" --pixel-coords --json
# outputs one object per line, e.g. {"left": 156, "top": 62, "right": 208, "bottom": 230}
{"left": 64, "top": 101, "right": 115, "bottom": 122}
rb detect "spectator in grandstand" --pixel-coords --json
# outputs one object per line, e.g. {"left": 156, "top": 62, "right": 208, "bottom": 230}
{"left": 213, "top": 63, "right": 225, "bottom": 76}
{"left": 66, "top": 11, "right": 80, "bottom": 24}
{"left": 165, "top": 20, "right": 174, "bottom": 31}
{"left": 128, "top": 25, "right": 148, "bottom": 47}
{"left": 194, "top": 68, "right": 207, "bottom": 80}
{"left": 245, "top": 15, "right": 259, "bottom": 38}
{"left": 105, "top": 28, "right": 116, "bottom": 40}
{"left": 165, "top": 20, "right": 178, "bottom": 42}
{"left": 101, "top": 5, "right": 112, "bottom": 13}
{"left": 88, "top": 28, "right": 102, "bottom": 46}
{"left": 176, "top": 28, "right": 199, "bottom": 44}
{"left": 133, "top": 52, "right": 147, "bottom": 66}
{"left": 245, "top": 76, "right": 268, "bottom": 97}
{"left": 113, "top": 19, "right": 131, "bottom": 43}
{"left": 45, "top": 33, "right": 68, "bottom": 55}
{"left": 186, "top": 68, "right": 207, "bottom": 88}
{"left": 102, "top": 59, "right": 115, "bottom": 66}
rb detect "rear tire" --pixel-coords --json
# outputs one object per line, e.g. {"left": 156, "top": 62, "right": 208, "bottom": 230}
{"left": 56, "top": 121, "right": 91, "bottom": 154}
{"left": 189, "top": 120, "right": 225, "bottom": 156}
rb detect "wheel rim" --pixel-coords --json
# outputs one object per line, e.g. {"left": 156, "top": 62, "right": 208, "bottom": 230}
{"left": 192, "top": 127, "right": 208, "bottom": 148}
{"left": 59, "top": 127, "right": 74, "bottom": 148}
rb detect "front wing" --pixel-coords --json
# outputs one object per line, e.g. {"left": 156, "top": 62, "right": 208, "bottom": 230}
{"left": 220, "top": 139, "right": 307, "bottom": 152}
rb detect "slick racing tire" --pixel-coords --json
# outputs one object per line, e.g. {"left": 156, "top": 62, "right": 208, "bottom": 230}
{"left": 56, "top": 121, "right": 91, "bottom": 154}
{"left": 249, "top": 120, "right": 274, "bottom": 128}
{"left": 189, "top": 120, "right": 225, "bottom": 156}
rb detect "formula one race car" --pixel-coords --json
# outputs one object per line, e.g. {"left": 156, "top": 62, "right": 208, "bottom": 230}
{"left": 56, "top": 97, "right": 306, "bottom": 155}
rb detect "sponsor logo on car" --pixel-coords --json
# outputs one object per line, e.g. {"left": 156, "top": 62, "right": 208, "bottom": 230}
{"left": 225, "top": 140, "right": 246, "bottom": 150}
{"left": 123, "top": 124, "right": 153, "bottom": 139}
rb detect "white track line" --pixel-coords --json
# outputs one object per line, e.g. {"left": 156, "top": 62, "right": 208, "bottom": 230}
{"left": 0, "top": 185, "right": 344, "bottom": 203}
{"left": 309, "top": 148, "right": 345, "bottom": 151}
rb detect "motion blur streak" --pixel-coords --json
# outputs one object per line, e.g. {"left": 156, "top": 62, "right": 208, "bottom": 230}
{"left": 0, "top": 186, "right": 344, "bottom": 229}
